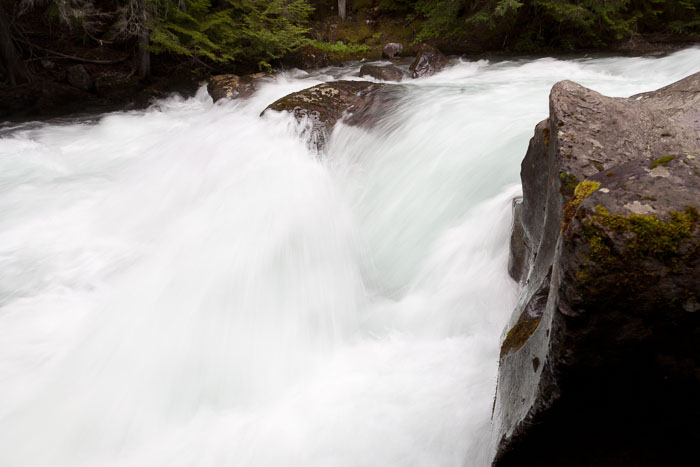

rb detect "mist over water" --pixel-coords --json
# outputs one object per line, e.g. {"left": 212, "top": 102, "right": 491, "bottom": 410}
{"left": 1, "top": 48, "right": 698, "bottom": 466}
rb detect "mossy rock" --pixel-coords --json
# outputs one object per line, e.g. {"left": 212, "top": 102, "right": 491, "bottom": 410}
{"left": 262, "top": 80, "right": 401, "bottom": 151}
{"left": 495, "top": 72, "right": 700, "bottom": 465}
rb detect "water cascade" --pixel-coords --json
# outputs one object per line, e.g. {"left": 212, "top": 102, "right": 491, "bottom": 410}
{"left": 1, "top": 48, "right": 698, "bottom": 466}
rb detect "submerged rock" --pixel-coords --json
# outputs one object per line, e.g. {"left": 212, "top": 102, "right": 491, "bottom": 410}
{"left": 409, "top": 44, "right": 447, "bottom": 78}
{"left": 261, "top": 80, "right": 402, "bottom": 151}
{"left": 494, "top": 72, "right": 700, "bottom": 465}
{"left": 359, "top": 64, "right": 405, "bottom": 82}
{"left": 207, "top": 73, "right": 272, "bottom": 102}
{"left": 382, "top": 42, "right": 403, "bottom": 59}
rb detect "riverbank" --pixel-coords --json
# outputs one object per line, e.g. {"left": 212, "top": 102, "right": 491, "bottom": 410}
{"left": 1, "top": 7, "right": 697, "bottom": 121}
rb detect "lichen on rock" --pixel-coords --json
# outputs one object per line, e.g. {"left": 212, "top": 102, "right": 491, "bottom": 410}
{"left": 261, "top": 80, "right": 402, "bottom": 152}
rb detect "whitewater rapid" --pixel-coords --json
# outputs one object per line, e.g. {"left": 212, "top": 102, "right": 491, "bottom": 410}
{"left": 0, "top": 47, "right": 698, "bottom": 467}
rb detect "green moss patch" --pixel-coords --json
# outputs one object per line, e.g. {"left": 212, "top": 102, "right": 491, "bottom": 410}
{"left": 576, "top": 205, "right": 699, "bottom": 303}
{"left": 559, "top": 172, "right": 580, "bottom": 197}
{"left": 500, "top": 316, "right": 542, "bottom": 358}
{"left": 651, "top": 155, "right": 675, "bottom": 169}
{"left": 562, "top": 180, "right": 600, "bottom": 231}
{"left": 590, "top": 205, "right": 697, "bottom": 260}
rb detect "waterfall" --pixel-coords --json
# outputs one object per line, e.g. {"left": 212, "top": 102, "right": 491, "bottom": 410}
{"left": 0, "top": 47, "right": 698, "bottom": 467}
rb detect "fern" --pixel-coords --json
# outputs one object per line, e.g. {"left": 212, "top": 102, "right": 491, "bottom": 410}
{"left": 147, "top": 0, "right": 312, "bottom": 69}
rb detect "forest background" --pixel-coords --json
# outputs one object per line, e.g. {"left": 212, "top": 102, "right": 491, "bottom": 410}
{"left": 1, "top": 1, "right": 699, "bottom": 116}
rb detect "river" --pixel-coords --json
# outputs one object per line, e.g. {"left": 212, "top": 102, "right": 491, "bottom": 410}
{"left": 0, "top": 47, "right": 698, "bottom": 467}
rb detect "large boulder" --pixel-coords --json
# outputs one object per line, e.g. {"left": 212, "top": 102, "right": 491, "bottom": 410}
{"left": 207, "top": 73, "right": 272, "bottom": 102}
{"left": 261, "top": 80, "right": 402, "bottom": 151}
{"left": 66, "top": 64, "right": 93, "bottom": 92}
{"left": 493, "top": 72, "right": 700, "bottom": 465}
{"left": 382, "top": 42, "right": 403, "bottom": 59}
{"left": 284, "top": 44, "right": 333, "bottom": 70}
{"left": 409, "top": 44, "right": 447, "bottom": 78}
{"left": 359, "top": 64, "right": 405, "bottom": 82}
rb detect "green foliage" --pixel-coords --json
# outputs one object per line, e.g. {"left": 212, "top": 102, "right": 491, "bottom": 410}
{"left": 148, "top": 0, "right": 313, "bottom": 70}
{"left": 412, "top": 0, "right": 464, "bottom": 41}
{"left": 396, "top": 0, "right": 699, "bottom": 49}
{"left": 377, "top": 0, "right": 417, "bottom": 13}
{"left": 307, "top": 39, "right": 371, "bottom": 53}
{"left": 352, "top": 0, "right": 375, "bottom": 9}
{"left": 533, "top": 0, "right": 641, "bottom": 43}
{"left": 668, "top": 0, "right": 700, "bottom": 34}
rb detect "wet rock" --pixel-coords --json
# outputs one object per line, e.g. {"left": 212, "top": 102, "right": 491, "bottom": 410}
{"left": 285, "top": 44, "right": 332, "bottom": 70}
{"left": 66, "top": 64, "right": 93, "bottom": 92}
{"left": 494, "top": 72, "right": 700, "bottom": 466}
{"left": 382, "top": 42, "right": 403, "bottom": 59}
{"left": 409, "top": 44, "right": 447, "bottom": 78}
{"left": 261, "top": 80, "right": 402, "bottom": 152}
{"left": 207, "top": 73, "right": 272, "bottom": 102}
{"left": 359, "top": 64, "right": 405, "bottom": 82}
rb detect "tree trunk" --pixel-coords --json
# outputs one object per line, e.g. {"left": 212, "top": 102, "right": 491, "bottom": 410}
{"left": 338, "top": 0, "right": 347, "bottom": 21}
{"left": 137, "top": 0, "right": 150, "bottom": 81}
{"left": 0, "top": 5, "right": 29, "bottom": 86}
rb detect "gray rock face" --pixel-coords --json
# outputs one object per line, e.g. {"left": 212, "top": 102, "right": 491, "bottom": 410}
{"left": 359, "top": 64, "right": 405, "bottom": 82}
{"left": 494, "top": 72, "right": 700, "bottom": 466}
{"left": 261, "top": 80, "right": 402, "bottom": 152}
{"left": 66, "top": 64, "right": 93, "bottom": 92}
{"left": 382, "top": 42, "right": 403, "bottom": 59}
{"left": 409, "top": 44, "right": 447, "bottom": 78}
{"left": 207, "top": 73, "right": 272, "bottom": 102}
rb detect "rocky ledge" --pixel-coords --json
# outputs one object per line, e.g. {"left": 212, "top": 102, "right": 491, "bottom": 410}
{"left": 261, "top": 80, "right": 403, "bottom": 151}
{"left": 494, "top": 72, "right": 699, "bottom": 465}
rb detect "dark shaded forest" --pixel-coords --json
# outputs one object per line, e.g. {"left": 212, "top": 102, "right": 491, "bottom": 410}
{"left": 1, "top": 1, "right": 698, "bottom": 116}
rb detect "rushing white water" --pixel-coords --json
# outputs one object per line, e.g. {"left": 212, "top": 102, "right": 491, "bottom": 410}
{"left": 0, "top": 47, "right": 698, "bottom": 467}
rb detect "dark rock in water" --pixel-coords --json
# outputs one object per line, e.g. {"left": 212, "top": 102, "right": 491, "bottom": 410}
{"left": 261, "top": 80, "right": 402, "bottom": 151}
{"left": 409, "top": 44, "right": 447, "bottom": 78}
{"left": 207, "top": 73, "right": 272, "bottom": 102}
{"left": 494, "top": 72, "right": 700, "bottom": 466}
{"left": 382, "top": 42, "right": 403, "bottom": 59}
{"left": 359, "top": 64, "right": 405, "bottom": 82}
{"left": 66, "top": 64, "right": 93, "bottom": 92}
{"left": 285, "top": 44, "right": 332, "bottom": 70}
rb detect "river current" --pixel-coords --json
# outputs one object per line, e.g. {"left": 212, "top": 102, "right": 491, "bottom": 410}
{"left": 0, "top": 48, "right": 698, "bottom": 466}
